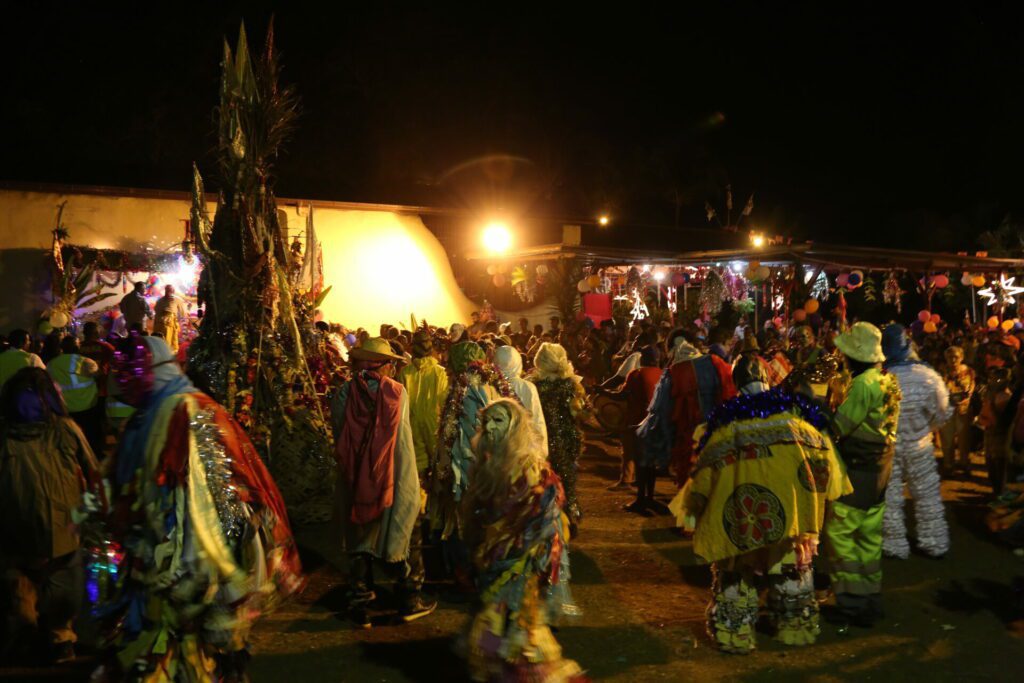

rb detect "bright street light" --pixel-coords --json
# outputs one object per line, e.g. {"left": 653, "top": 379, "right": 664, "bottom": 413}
{"left": 751, "top": 233, "right": 765, "bottom": 248}
{"left": 482, "top": 222, "right": 512, "bottom": 254}
{"left": 598, "top": 215, "right": 610, "bottom": 227}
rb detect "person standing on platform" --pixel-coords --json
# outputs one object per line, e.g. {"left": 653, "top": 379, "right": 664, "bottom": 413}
{"left": 118, "top": 282, "right": 153, "bottom": 333}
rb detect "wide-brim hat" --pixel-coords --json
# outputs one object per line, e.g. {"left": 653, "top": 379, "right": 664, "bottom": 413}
{"left": 835, "top": 322, "right": 885, "bottom": 364}
{"left": 349, "top": 336, "right": 405, "bottom": 362}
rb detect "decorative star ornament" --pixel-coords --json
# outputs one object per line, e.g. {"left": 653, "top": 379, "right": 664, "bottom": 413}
{"left": 978, "top": 275, "right": 1024, "bottom": 307}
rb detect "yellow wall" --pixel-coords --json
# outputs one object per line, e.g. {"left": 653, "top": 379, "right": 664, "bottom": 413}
{"left": 0, "top": 188, "right": 475, "bottom": 331}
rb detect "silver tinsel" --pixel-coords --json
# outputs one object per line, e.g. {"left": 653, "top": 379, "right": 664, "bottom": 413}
{"left": 191, "top": 408, "right": 246, "bottom": 539}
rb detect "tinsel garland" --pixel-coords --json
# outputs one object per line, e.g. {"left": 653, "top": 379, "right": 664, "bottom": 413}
{"left": 435, "top": 361, "right": 520, "bottom": 477}
{"left": 695, "top": 387, "right": 829, "bottom": 455}
{"left": 878, "top": 371, "right": 902, "bottom": 439}
{"left": 699, "top": 269, "right": 728, "bottom": 317}
{"left": 191, "top": 407, "right": 246, "bottom": 539}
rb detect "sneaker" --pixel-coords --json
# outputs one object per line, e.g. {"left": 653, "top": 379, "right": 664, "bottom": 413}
{"left": 622, "top": 500, "right": 652, "bottom": 516}
{"left": 400, "top": 596, "right": 438, "bottom": 623}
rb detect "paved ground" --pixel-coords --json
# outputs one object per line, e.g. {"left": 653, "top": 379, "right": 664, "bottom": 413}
{"left": 5, "top": 429, "right": 1024, "bottom": 681}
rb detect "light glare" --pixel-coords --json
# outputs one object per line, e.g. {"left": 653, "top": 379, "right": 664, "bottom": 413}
{"left": 482, "top": 222, "right": 512, "bottom": 253}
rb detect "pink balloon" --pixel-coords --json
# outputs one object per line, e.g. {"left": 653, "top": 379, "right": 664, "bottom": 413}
{"left": 930, "top": 313, "right": 941, "bottom": 324}
{"left": 931, "top": 274, "right": 949, "bottom": 288}
{"left": 836, "top": 273, "right": 849, "bottom": 287}
{"left": 918, "top": 310, "right": 931, "bottom": 323}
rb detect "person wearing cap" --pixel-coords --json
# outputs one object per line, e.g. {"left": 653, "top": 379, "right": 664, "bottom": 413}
{"left": 825, "top": 321, "right": 902, "bottom": 628}
{"left": 732, "top": 335, "right": 771, "bottom": 395}
{"left": 637, "top": 329, "right": 737, "bottom": 498}
{"left": 880, "top": 324, "right": 953, "bottom": 560}
{"left": 333, "top": 337, "right": 433, "bottom": 627}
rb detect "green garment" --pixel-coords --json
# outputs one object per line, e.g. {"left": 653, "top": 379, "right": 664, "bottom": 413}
{"left": 398, "top": 356, "right": 449, "bottom": 473}
{"left": 449, "top": 341, "right": 485, "bottom": 375}
{"left": 47, "top": 353, "right": 99, "bottom": 413}
{"left": 833, "top": 368, "right": 899, "bottom": 444}
{"left": 0, "top": 348, "right": 45, "bottom": 389}
{"left": 825, "top": 500, "right": 884, "bottom": 596}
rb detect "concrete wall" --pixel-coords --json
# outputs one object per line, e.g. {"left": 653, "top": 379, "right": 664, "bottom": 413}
{"left": 0, "top": 188, "right": 475, "bottom": 332}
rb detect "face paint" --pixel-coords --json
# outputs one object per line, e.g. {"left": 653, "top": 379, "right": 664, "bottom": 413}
{"left": 482, "top": 404, "right": 513, "bottom": 452}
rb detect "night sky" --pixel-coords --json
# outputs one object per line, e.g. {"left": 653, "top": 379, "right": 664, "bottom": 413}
{"left": 4, "top": 3, "right": 1024, "bottom": 250}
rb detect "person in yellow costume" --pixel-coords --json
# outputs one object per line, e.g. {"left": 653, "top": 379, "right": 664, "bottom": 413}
{"left": 672, "top": 358, "right": 850, "bottom": 654}
{"left": 825, "top": 321, "right": 901, "bottom": 628}
{"left": 396, "top": 328, "right": 448, "bottom": 615}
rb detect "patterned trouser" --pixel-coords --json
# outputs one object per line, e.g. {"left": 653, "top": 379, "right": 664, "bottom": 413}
{"left": 825, "top": 501, "right": 885, "bottom": 620}
{"left": 883, "top": 441, "right": 949, "bottom": 559}
{"left": 707, "top": 561, "right": 818, "bottom": 654}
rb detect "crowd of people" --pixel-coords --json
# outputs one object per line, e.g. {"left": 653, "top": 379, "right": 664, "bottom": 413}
{"left": 3, "top": 292, "right": 1024, "bottom": 679}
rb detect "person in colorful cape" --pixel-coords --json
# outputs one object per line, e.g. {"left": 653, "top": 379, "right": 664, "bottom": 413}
{"left": 880, "top": 324, "right": 953, "bottom": 560}
{"left": 332, "top": 337, "right": 433, "bottom": 628}
{"left": 671, "top": 369, "right": 850, "bottom": 654}
{"left": 461, "top": 399, "right": 585, "bottom": 683}
{"left": 528, "top": 342, "right": 590, "bottom": 533}
{"left": 431, "top": 341, "right": 519, "bottom": 589}
{"left": 824, "top": 321, "right": 901, "bottom": 628}
{"left": 637, "top": 330, "right": 737, "bottom": 504}
{"left": 93, "top": 335, "right": 302, "bottom": 681}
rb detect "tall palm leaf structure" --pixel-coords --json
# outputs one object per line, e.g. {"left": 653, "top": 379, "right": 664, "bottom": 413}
{"left": 188, "top": 22, "right": 333, "bottom": 522}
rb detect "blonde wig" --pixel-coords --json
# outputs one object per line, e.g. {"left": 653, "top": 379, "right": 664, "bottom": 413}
{"left": 466, "top": 398, "right": 545, "bottom": 511}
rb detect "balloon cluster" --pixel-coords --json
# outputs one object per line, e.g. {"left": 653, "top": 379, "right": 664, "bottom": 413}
{"left": 745, "top": 261, "right": 771, "bottom": 283}
{"left": 836, "top": 270, "right": 865, "bottom": 290}
{"left": 962, "top": 272, "right": 986, "bottom": 288}
{"left": 917, "top": 309, "right": 942, "bottom": 333}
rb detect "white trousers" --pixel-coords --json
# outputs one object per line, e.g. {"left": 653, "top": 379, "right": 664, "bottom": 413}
{"left": 883, "top": 439, "right": 949, "bottom": 559}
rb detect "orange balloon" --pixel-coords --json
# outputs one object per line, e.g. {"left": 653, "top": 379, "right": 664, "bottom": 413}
{"left": 973, "top": 275, "right": 987, "bottom": 288}
{"left": 923, "top": 321, "right": 937, "bottom": 334}
{"left": 930, "top": 314, "right": 940, "bottom": 324}
{"left": 988, "top": 316, "right": 1000, "bottom": 329}
{"left": 1002, "top": 319, "right": 1015, "bottom": 332}
{"left": 805, "top": 299, "right": 820, "bottom": 314}
{"left": 792, "top": 309, "right": 807, "bottom": 322}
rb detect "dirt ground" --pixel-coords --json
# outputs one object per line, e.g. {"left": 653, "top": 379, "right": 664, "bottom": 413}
{"left": 5, "top": 428, "right": 1024, "bottom": 682}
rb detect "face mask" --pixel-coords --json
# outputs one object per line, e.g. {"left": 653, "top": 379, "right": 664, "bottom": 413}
{"left": 482, "top": 404, "right": 513, "bottom": 453}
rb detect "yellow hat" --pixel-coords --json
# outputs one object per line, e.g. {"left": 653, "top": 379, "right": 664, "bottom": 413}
{"left": 349, "top": 337, "right": 404, "bottom": 362}
{"left": 834, "top": 322, "right": 885, "bottom": 364}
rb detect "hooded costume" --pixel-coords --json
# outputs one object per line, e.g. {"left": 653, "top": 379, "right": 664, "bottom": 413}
{"left": 97, "top": 336, "right": 301, "bottom": 680}
{"left": 493, "top": 345, "right": 549, "bottom": 456}
{"left": 462, "top": 399, "right": 582, "bottom": 682}
{"left": 529, "top": 343, "right": 589, "bottom": 527}
{"left": 672, "top": 388, "right": 850, "bottom": 653}
{"left": 638, "top": 337, "right": 737, "bottom": 486}
{"left": 880, "top": 324, "right": 953, "bottom": 560}
{"left": 431, "top": 342, "right": 518, "bottom": 539}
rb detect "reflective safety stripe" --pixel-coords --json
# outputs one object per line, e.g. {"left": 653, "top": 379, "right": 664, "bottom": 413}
{"left": 61, "top": 355, "right": 93, "bottom": 391}
{"left": 51, "top": 354, "right": 97, "bottom": 413}
{"left": 106, "top": 398, "right": 135, "bottom": 418}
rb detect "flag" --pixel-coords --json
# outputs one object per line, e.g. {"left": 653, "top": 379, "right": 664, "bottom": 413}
{"left": 299, "top": 206, "right": 323, "bottom": 294}
{"left": 742, "top": 193, "right": 754, "bottom": 217}
{"left": 704, "top": 201, "right": 716, "bottom": 222}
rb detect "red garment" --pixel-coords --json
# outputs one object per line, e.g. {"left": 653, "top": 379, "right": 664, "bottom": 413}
{"left": 668, "top": 355, "right": 736, "bottom": 485}
{"left": 625, "top": 366, "right": 663, "bottom": 426}
{"left": 153, "top": 393, "right": 301, "bottom": 581}
{"left": 336, "top": 372, "right": 403, "bottom": 524}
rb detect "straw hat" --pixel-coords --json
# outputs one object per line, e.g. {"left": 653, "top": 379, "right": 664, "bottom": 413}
{"left": 834, "top": 322, "right": 885, "bottom": 364}
{"left": 349, "top": 336, "right": 405, "bottom": 362}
